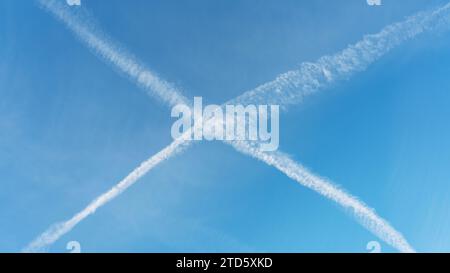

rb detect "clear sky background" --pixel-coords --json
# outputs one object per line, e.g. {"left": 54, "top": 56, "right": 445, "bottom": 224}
{"left": 1, "top": 0, "right": 450, "bottom": 252}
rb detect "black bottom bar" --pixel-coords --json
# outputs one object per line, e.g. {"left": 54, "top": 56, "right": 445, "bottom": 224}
{"left": 1, "top": 253, "right": 447, "bottom": 272}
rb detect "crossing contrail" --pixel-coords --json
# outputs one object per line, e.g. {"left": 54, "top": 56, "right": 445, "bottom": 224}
{"left": 25, "top": 0, "right": 450, "bottom": 253}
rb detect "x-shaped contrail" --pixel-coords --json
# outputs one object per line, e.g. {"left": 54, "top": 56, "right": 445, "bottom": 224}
{"left": 24, "top": 0, "right": 450, "bottom": 253}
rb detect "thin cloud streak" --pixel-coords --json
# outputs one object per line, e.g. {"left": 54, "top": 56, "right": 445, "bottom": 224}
{"left": 23, "top": 136, "right": 192, "bottom": 252}
{"left": 229, "top": 141, "right": 415, "bottom": 252}
{"left": 25, "top": 0, "right": 450, "bottom": 253}
{"left": 230, "top": 2, "right": 450, "bottom": 107}
{"left": 38, "top": 0, "right": 188, "bottom": 108}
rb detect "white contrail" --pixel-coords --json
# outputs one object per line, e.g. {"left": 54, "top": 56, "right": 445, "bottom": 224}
{"left": 230, "top": 2, "right": 450, "bottom": 107}
{"left": 26, "top": 1, "right": 450, "bottom": 253}
{"left": 23, "top": 135, "right": 192, "bottom": 253}
{"left": 228, "top": 140, "right": 415, "bottom": 253}
{"left": 38, "top": 0, "right": 188, "bottom": 108}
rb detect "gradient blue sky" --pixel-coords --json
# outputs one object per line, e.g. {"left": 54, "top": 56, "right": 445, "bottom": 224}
{"left": 1, "top": 0, "right": 450, "bottom": 252}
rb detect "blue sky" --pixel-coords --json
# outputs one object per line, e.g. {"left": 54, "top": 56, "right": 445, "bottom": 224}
{"left": 1, "top": 0, "right": 450, "bottom": 252}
